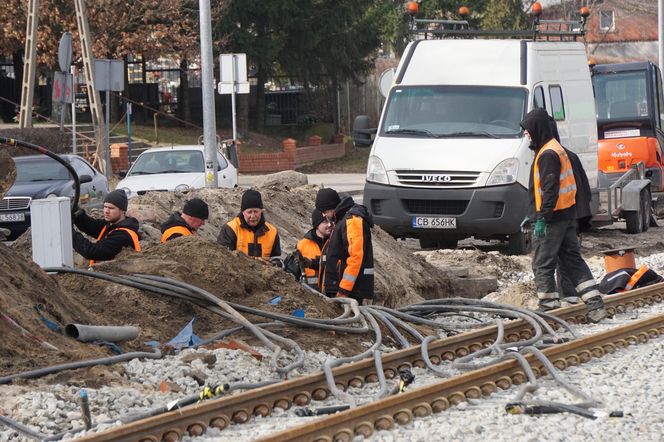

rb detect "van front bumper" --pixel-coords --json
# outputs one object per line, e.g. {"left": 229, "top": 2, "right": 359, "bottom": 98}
{"left": 363, "top": 181, "right": 529, "bottom": 239}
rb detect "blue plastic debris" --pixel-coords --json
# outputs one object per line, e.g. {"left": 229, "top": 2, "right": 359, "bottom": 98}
{"left": 269, "top": 296, "right": 283, "bottom": 305}
{"left": 291, "top": 308, "right": 305, "bottom": 318}
{"left": 165, "top": 317, "right": 202, "bottom": 350}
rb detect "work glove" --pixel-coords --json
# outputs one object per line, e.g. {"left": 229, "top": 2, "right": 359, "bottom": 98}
{"left": 534, "top": 219, "right": 547, "bottom": 238}
{"left": 72, "top": 207, "right": 86, "bottom": 220}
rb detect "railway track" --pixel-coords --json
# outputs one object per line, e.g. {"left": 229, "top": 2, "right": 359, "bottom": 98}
{"left": 77, "top": 283, "right": 664, "bottom": 442}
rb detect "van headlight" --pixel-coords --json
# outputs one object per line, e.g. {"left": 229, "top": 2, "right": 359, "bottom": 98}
{"left": 487, "top": 158, "right": 519, "bottom": 186}
{"left": 175, "top": 184, "right": 190, "bottom": 193}
{"left": 366, "top": 155, "right": 389, "bottom": 185}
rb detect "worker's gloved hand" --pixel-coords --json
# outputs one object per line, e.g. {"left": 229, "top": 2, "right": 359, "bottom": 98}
{"left": 534, "top": 219, "right": 547, "bottom": 238}
{"left": 269, "top": 257, "right": 284, "bottom": 269}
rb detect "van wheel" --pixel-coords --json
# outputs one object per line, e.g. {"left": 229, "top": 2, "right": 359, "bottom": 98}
{"left": 507, "top": 231, "right": 532, "bottom": 255}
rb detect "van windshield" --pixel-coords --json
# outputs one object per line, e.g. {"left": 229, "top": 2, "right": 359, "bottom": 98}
{"left": 380, "top": 86, "right": 527, "bottom": 138}
{"left": 592, "top": 71, "right": 649, "bottom": 121}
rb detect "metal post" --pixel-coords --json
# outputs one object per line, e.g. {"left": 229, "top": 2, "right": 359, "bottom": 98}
{"left": 105, "top": 89, "right": 111, "bottom": 179}
{"left": 199, "top": 0, "right": 219, "bottom": 187}
{"left": 126, "top": 102, "right": 132, "bottom": 164}
{"left": 231, "top": 55, "right": 238, "bottom": 144}
{"left": 659, "top": 0, "right": 664, "bottom": 72}
{"left": 71, "top": 66, "right": 77, "bottom": 154}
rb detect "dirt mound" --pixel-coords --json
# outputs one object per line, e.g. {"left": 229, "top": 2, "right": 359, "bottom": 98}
{"left": 0, "top": 178, "right": 455, "bottom": 377}
{"left": 0, "top": 245, "right": 108, "bottom": 376}
{"left": 128, "top": 184, "right": 453, "bottom": 307}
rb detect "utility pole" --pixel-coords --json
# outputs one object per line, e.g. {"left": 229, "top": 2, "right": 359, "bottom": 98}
{"left": 18, "top": 0, "right": 40, "bottom": 128}
{"left": 199, "top": 0, "right": 219, "bottom": 187}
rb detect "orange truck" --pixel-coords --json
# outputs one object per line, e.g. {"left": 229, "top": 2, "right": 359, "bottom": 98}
{"left": 591, "top": 61, "right": 663, "bottom": 232}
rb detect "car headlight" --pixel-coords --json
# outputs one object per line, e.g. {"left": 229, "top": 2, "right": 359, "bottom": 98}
{"left": 117, "top": 187, "right": 132, "bottom": 199}
{"left": 175, "top": 184, "right": 190, "bottom": 193}
{"left": 487, "top": 158, "right": 519, "bottom": 186}
{"left": 366, "top": 155, "right": 389, "bottom": 185}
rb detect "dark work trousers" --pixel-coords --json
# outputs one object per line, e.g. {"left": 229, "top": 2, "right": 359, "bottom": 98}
{"left": 533, "top": 218, "right": 594, "bottom": 303}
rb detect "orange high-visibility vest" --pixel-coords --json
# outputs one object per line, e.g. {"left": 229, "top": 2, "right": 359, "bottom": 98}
{"left": 226, "top": 217, "right": 278, "bottom": 259}
{"left": 534, "top": 139, "right": 577, "bottom": 212}
{"left": 297, "top": 237, "right": 322, "bottom": 286}
{"left": 89, "top": 225, "right": 141, "bottom": 266}
{"left": 625, "top": 265, "right": 650, "bottom": 290}
{"left": 160, "top": 225, "right": 193, "bottom": 243}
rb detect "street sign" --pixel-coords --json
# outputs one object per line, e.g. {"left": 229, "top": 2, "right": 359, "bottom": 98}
{"left": 218, "top": 53, "right": 249, "bottom": 94}
{"left": 58, "top": 32, "right": 73, "bottom": 72}
{"left": 52, "top": 71, "right": 74, "bottom": 103}
{"left": 94, "top": 59, "right": 124, "bottom": 91}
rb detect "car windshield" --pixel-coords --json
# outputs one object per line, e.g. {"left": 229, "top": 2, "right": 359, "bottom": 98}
{"left": 380, "top": 85, "right": 527, "bottom": 138}
{"left": 15, "top": 157, "right": 71, "bottom": 182}
{"left": 129, "top": 150, "right": 205, "bottom": 175}
{"left": 592, "top": 71, "right": 649, "bottom": 121}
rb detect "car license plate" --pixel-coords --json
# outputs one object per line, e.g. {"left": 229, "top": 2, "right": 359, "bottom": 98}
{"left": 0, "top": 213, "right": 25, "bottom": 222}
{"left": 412, "top": 216, "right": 456, "bottom": 229}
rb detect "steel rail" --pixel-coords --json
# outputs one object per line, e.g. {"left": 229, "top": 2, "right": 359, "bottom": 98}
{"left": 261, "top": 311, "right": 664, "bottom": 442}
{"left": 76, "top": 283, "right": 664, "bottom": 442}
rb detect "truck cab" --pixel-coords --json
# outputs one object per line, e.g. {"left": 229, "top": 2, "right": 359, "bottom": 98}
{"left": 591, "top": 62, "right": 664, "bottom": 191}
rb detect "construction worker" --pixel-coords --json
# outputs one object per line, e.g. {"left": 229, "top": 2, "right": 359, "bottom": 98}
{"left": 520, "top": 108, "right": 607, "bottom": 322}
{"left": 160, "top": 198, "right": 209, "bottom": 243}
{"left": 72, "top": 189, "right": 141, "bottom": 266}
{"left": 217, "top": 189, "right": 281, "bottom": 258}
{"left": 322, "top": 195, "right": 374, "bottom": 303}
{"left": 296, "top": 209, "right": 333, "bottom": 287}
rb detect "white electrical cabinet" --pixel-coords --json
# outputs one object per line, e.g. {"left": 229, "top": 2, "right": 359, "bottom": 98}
{"left": 31, "top": 197, "right": 73, "bottom": 268}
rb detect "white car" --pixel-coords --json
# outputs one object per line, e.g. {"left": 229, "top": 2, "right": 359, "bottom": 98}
{"left": 117, "top": 145, "right": 237, "bottom": 198}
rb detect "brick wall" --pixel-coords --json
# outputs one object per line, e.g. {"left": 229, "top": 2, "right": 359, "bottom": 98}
{"left": 238, "top": 135, "right": 346, "bottom": 173}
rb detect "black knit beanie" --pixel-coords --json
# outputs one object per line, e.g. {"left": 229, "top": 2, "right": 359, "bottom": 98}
{"left": 183, "top": 198, "right": 209, "bottom": 220}
{"left": 315, "top": 188, "right": 340, "bottom": 211}
{"left": 241, "top": 189, "right": 263, "bottom": 211}
{"left": 311, "top": 209, "right": 325, "bottom": 229}
{"left": 104, "top": 189, "right": 128, "bottom": 211}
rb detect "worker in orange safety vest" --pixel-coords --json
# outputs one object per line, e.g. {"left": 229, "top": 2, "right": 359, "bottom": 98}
{"left": 72, "top": 189, "right": 141, "bottom": 266}
{"left": 296, "top": 209, "right": 333, "bottom": 287}
{"left": 521, "top": 109, "right": 607, "bottom": 323}
{"left": 161, "top": 198, "right": 209, "bottom": 243}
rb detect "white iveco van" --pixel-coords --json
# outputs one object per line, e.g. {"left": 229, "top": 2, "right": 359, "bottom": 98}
{"left": 363, "top": 38, "right": 598, "bottom": 253}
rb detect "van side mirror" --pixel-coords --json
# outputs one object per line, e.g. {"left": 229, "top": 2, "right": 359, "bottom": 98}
{"left": 79, "top": 174, "right": 93, "bottom": 184}
{"left": 118, "top": 170, "right": 127, "bottom": 178}
{"left": 353, "top": 115, "right": 377, "bottom": 148}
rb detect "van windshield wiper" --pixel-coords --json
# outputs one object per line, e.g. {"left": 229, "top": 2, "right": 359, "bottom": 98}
{"left": 130, "top": 171, "right": 157, "bottom": 175}
{"left": 385, "top": 128, "right": 438, "bottom": 137}
{"left": 439, "top": 131, "right": 500, "bottom": 139}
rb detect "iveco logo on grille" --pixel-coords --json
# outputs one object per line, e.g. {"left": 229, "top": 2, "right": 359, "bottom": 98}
{"left": 422, "top": 175, "right": 452, "bottom": 182}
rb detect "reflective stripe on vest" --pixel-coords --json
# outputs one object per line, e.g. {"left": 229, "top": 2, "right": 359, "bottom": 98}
{"left": 297, "top": 237, "right": 321, "bottom": 282}
{"left": 160, "top": 225, "right": 193, "bottom": 243}
{"left": 227, "top": 217, "right": 278, "bottom": 259}
{"left": 625, "top": 265, "right": 649, "bottom": 290}
{"left": 534, "top": 140, "right": 577, "bottom": 212}
{"left": 89, "top": 225, "right": 141, "bottom": 266}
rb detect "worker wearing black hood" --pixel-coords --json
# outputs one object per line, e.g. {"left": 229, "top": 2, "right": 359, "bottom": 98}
{"left": 521, "top": 109, "right": 606, "bottom": 322}
{"left": 321, "top": 196, "right": 374, "bottom": 302}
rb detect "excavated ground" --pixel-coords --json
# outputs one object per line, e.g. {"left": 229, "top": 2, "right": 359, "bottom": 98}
{"left": 1, "top": 178, "right": 455, "bottom": 378}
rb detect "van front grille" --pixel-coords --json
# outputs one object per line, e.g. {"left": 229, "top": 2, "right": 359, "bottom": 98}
{"left": 395, "top": 170, "right": 480, "bottom": 187}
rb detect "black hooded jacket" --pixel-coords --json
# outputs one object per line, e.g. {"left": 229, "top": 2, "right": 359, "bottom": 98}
{"left": 521, "top": 109, "right": 576, "bottom": 222}
{"left": 322, "top": 196, "right": 375, "bottom": 300}
{"left": 73, "top": 211, "right": 141, "bottom": 262}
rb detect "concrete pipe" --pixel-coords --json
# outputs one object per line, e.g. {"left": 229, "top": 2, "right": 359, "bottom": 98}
{"left": 65, "top": 324, "right": 139, "bottom": 342}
